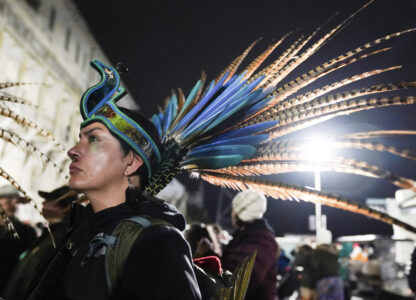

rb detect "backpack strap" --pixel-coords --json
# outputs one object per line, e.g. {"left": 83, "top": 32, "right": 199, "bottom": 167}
{"left": 105, "top": 215, "right": 171, "bottom": 292}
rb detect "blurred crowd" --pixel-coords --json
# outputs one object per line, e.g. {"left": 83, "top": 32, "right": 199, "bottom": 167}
{"left": 0, "top": 185, "right": 415, "bottom": 300}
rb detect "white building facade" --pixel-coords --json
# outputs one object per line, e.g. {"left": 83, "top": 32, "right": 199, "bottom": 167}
{"left": 0, "top": 0, "right": 133, "bottom": 222}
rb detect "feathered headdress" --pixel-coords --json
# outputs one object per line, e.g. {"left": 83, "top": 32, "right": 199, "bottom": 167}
{"left": 145, "top": 1, "right": 415, "bottom": 233}
{"left": 80, "top": 60, "right": 161, "bottom": 178}
{"left": 2, "top": 1, "right": 415, "bottom": 238}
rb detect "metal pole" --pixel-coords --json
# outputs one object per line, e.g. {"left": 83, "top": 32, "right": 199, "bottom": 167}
{"left": 314, "top": 170, "right": 321, "bottom": 242}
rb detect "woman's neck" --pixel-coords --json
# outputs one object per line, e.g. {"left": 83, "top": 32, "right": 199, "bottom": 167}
{"left": 85, "top": 182, "right": 128, "bottom": 213}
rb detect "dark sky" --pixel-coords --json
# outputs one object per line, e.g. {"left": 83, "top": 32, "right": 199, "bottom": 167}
{"left": 73, "top": 0, "right": 416, "bottom": 237}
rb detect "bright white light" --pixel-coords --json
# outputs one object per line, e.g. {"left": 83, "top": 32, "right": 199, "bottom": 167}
{"left": 301, "top": 138, "right": 333, "bottom": 163}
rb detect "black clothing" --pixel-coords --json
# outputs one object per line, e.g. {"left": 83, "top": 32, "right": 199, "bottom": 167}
{"left": 408, "top": 247, "right": 416, "bottom": 293}
{"left": 25, "top": 192, "right": 201, "bottom": 300}
{"left": 4, "top": 222, "right": 67, "bottom": 300}
{"left": 310, "top": 244, "right": 339, "bottom": 283}
{"left": 0, "top": 217, "right": 37, "bottom": 296}
{"left": 292, "top": 245, "right": 314, "bottom": 289}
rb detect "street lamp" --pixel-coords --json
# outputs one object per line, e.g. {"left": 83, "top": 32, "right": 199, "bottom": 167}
{"left": 302, "top": 138, "right": 333, "bottom": 243}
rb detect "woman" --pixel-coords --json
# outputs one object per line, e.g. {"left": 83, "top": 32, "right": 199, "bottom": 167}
{"left": 24, "top": 60, "right": 201, "bottom": 300}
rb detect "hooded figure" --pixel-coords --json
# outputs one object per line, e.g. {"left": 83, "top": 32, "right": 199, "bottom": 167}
{"left": 222, "top": 190, "right": 278, "bottom": 300}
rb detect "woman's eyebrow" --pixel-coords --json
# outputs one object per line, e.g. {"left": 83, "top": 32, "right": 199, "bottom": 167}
{"left": 80, "top": 127, "right": 104, "bottom": 137}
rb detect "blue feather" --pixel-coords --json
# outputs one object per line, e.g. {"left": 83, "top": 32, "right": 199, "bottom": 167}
{"left": 183, "top": 73, "right": 264, "bottom": 137}
{"left": 199, "top": 89, "right": 263, "bottom": 135}
{"left": 192, "top": 88, "right": 262, "bottom": 136}
{"left": 194, "top": 134, "right": 269, "bottom": 151}
{"left": 172, "top": 73, "right": 228, "bottom": 134}
{"left": 242, "top": 94, "right": 275, "bottom": 118}
{"left": 188, "top": 145, "right": 256, "bottom": 160}
{"left": 151, "top": 114, "right": 162, "bottom": 137}
{"left": 182, "top": 72, "right": 248, "bottom": 134}
{"left": 206, "top": 121, "right": 278, "bottom": 144}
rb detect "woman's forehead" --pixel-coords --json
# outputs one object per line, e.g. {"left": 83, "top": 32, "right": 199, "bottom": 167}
{"left": 80, "top": 122, "right": 109, "bottom": 135}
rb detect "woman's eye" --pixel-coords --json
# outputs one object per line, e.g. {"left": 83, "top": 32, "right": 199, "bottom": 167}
{"left": 88, "top": 135, "right": 98, "bottom": 143}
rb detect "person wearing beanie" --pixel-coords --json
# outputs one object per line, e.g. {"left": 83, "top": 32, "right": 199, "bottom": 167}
{"left": 222, "top": 190, "right": 278, "bottom": 300}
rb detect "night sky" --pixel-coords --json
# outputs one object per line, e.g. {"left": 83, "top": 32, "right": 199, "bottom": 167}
{"left": 73, "top": 0, "right": 416, "bottom": 237}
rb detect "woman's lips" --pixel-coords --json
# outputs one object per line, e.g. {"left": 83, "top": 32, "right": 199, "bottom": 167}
{"left": 69, "top": 165, "right": 81, "bottom": 175}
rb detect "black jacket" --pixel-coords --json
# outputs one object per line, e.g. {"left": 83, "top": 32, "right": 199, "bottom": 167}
{"left": 408, "top": 247, "right": 416, "bottom": 293}
{"left": 4, "top": 222, "right": 67, "bottom": 300}
{"left": 0, "top": 217, "right": 37, "bottom": 297}
{"left": 24, "top": 191, "right": 201, "bottom": 300}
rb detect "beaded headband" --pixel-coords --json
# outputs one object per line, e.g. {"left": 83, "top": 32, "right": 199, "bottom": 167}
{"left": 80, "top": 60, "right": 161, "bottom": 178}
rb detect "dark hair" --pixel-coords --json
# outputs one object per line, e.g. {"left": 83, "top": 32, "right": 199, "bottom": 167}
{"left": 184, "top": 223, "right": 212, "bottom": 255}
{"left": 113, "top": 107, "right": 161, "bottom": 190}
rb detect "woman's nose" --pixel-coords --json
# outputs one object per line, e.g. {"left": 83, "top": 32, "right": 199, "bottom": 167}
{"left": 67, "top": 144, "right": 81, "bottom": 161}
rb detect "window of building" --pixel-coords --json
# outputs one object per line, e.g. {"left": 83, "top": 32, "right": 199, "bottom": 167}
{"left": 75, "top": 42, "right": 80, "bottom": 63}
{"left": 48, "top": 6, "right": 56, "bottom": 31}
{"left": 82, "top": 53, "right": 88, "bottom": 69}
{"left": 24, "top": 0, "right": 41, "bottom": 11}
{"left": 65, "top": 27, "right": 71, "bottom": 51}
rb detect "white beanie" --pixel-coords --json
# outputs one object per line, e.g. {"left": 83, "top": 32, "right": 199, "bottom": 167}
{"left": 232, "top": 190, "right": 267, "bottom": 222}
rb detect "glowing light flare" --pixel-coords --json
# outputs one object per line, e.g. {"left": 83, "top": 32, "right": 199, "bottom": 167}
{"left": 301, "top": 138, "right": 334, "bottom": 165}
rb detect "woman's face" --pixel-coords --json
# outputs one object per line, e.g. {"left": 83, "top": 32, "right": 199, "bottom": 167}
{"left": 67, "top": 122, "right": 130, "bottom": 193}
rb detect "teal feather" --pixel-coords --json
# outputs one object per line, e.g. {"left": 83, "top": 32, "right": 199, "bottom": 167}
{"left": 176, "top": 78, "right": 203, "bottom": 120}
{"left": 193, "top": 134, "right": 269, "bottom": 150}
{"left": 206, "top": 121, "right": 277, "bottom": 144}
{"left": 171, "top": 94, "right": 178, "bottom": 120}
{"left": 151, "top": 114, "right": 162, "bottom": 137}
{"left": 163, "top": 96, "right": 175, "bottom": 134}
{"left": 188, "top": 145, "right": 256, "bottom": 160}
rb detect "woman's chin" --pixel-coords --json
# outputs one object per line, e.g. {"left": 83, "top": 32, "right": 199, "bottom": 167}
{"left": 68, "top": 179, "right": 84, "bottom": 190}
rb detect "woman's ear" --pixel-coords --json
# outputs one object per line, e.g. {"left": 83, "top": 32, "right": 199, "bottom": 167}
{"left": 125, "top": 152, "right": 144, "bottom": 177}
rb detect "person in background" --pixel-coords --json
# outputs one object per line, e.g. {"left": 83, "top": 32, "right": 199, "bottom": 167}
{"left": 310, "top": 230, "right": 344, "bottom": 300}
{"left": 292, "top": 244, "right": 315, "bottom": 300}
{"left": 4, "top": 185, "right": 77, "bottom": 300}
{"left": 338, "top": 242, "right": 353, "bottom": 300}
{"left": 221, "top": 190, "right": 278, "bottom": 300}
{"left": 185, "top": 223, "right": 221, "bottom": 258}
{"left": 0, "top": 185, "right": 37, "bottom": 297}
{"left": 276, "top": 249, "right": 298, "bottom": 299}
{"left": 408, "top": 246, "right": 416, "bottom": 295}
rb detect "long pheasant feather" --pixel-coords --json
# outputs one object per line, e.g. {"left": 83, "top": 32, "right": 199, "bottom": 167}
{"left": 0, "top": 106, "right": 65, "bottom": 151}
{"left": 242, "top": 34, "right": 291, "bottom": 80}
{"left": 275, "top": 67, "right": 403, "bottom": 112}
{"left": 344, "top": 130, "right": 416, "bottom": 139}
{"left": 215, "top": 38, "right": 262, "bottom": 83}
{"left": 263, "top": 96, "right": 416, "bottom": 135}
{"left": 0, "top": 128, "right": 68, "bottom": 178}
{"left": 199, "top": 172, "right": 416, "bottom": 233}
{"left": 205, "top": 157, "right": 415, "bottom": 191}
{"left": 0, "top": 167, "right": 55, "bottom": 247}
{"left": 252, "top": 138, "right": 416, "bottom": 162}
